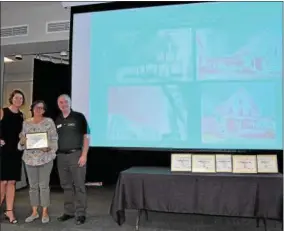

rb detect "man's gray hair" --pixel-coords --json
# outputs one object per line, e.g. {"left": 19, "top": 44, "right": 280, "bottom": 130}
{"left": 58, "top": 94, "right": 71, "bottom": 102}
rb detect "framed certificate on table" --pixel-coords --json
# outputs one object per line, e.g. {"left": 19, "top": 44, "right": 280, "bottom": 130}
{"left": 257, "top": 155, "right": 278, "bottom": 173}
{"left": 26, "top": 132, "right": 48, "bottom": 150}
{"left": 192, "top": 155, "right": 216, "bottom": 173}
{"left": 171, "top": 154, "right": 192, "bottom": 172}
{"left": 232, "top": 155, "right": 257, "bottom": 174}
{"left": 216, "top": 154, "right": 232, "bottom": 173}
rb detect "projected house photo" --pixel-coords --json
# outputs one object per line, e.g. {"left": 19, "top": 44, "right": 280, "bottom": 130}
{"left": 202, "top": 88, "right": 276, "bottom": 144}
{"left": 196, "top": 28, "right": 282, "bottom": 81}
{"left": 113, "top": 28, "right": 193, "bottom": 83}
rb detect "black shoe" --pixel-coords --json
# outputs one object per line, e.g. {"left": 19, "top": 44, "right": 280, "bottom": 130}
{"left": 57, "top": 214, "right": 74, "bottom": 222}
{"left": 75, "top": 216, "right": 86, "bottom": 225}
{"left": 4, "top": 210, "right": 18, "bottom": 224}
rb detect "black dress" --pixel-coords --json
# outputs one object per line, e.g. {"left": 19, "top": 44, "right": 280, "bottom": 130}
{"left": 0, "top": 107, "right": 24, "bottom": 181}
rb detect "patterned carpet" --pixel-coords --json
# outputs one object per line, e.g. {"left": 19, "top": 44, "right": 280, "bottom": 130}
{"left": 0, "top": 187, "right": 282, "bottom": 231}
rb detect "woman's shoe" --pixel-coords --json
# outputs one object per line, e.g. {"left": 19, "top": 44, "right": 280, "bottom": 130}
{"left": 4, "top": 210, "right": 18, "bottom": 224}
{"left": 42, "top": 215, "right": 50, "bottom": 224}
{"left": 25, "top": 213, "right": 39, "bottom": 223}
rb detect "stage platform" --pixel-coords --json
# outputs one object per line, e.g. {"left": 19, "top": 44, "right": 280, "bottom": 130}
{"left": 0, "top": 186, "right": 282, "bottom": 231}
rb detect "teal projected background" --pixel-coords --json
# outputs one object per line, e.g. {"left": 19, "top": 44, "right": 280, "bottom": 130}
{"left": 87, "top": 2, "right": 282, "bottom": 149}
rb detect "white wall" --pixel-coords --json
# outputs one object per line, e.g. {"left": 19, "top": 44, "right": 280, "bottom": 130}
{"left": 61, "top": 1, "right": 107, "bottom": 8}
{"left": 1, "top": 2, "right": 70, "bottom": 45}
{"left": 3, "top": 57, "right": 34, "bottom": 117}
{"left": 0, "top": 2, "right": 112, "bottom": 46}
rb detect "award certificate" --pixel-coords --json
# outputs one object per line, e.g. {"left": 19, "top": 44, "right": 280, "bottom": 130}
{"left": 26, "top": 132, "right": 48, "bottom": 150}
{"left": 192, "top": 155, "right": 216, "bottom": 173}
{"left": 171, "top": 154, "right": 192, "bottom": 172}
{"left": 232, "top": 155, "right": 257, "bottom": 174}
{"left": 257, "top": 155, "right": 278, "bottom": 173}
{"left": 216, "top": 154, "right": 232, "bottom": 172}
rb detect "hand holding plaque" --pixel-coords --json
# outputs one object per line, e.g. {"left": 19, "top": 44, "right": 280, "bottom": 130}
{"left": 19, "top": 134, "right": 27, "bottom": 146}
{"left": 25, "top": 132, "right": 49, "bottom": 150}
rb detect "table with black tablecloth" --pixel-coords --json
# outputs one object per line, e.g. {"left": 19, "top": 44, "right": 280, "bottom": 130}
{"left": 110, "top": 167, "right": 283, "bottom": 230}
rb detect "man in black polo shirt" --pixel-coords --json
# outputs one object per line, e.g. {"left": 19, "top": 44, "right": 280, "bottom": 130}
{"left": 55, "top": 94, "right": 89, "bottom": 225}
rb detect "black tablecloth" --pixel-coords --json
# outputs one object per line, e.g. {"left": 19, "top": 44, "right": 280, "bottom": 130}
{"left": 110, "top": 167, "right": 283, "bottom": 225}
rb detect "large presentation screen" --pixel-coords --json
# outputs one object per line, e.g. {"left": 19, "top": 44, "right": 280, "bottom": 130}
{"left": 71, "top": 2, "right": 283, "bottom": 150}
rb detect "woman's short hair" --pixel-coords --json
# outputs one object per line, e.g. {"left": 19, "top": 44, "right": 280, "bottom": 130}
{"left": 30, "top": 100, "right": 47, "bottom": 116}
{"left": 8, "top": 89, "right": 26, "bottom": 105}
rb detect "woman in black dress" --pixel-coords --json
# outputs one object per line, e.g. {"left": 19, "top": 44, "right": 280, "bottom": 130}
{"left": 0, "top": 89, "right": 25, "bottom": 224}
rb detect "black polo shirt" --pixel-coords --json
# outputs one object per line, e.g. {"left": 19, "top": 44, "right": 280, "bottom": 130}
{"left": 55, "top": 110, "right": 90, "bottom": 152}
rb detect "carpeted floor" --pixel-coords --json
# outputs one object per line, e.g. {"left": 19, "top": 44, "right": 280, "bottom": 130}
{"left": 0, "top": 186, "right": 282, "bottom": 231}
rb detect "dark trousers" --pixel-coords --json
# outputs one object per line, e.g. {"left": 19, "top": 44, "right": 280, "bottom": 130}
{"left": 57, "top": 151, "right": 87, "bottom": 217}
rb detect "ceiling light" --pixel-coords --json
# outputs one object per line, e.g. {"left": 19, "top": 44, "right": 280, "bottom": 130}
{"left": 60, "top": 51, "right": 68, "bottom": 57}
{"left": 15, "top": 54, "right": 23, "bottom": 60}
{"left": 4, "top": 57, "right": 14, "bottom": 63}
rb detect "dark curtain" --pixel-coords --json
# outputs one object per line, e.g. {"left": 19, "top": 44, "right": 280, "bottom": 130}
{"left": 33, "top": 59, "right": 71, "bottom": 121}
{"left": 32, "top": 59, "right": 283, "bottom": 187}
{"left": 33, "top": 59, "right": 70, "bottom": 186}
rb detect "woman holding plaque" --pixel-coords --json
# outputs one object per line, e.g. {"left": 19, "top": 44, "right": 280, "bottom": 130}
{"left": 0, "top": 89, "right": 25, "bottom": 224}
{"left": 18, "top": 100, "right": 58, "bottom": 224}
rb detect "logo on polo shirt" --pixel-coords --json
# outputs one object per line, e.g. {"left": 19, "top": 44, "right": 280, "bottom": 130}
{"left": 67, "top": 123, "right": 76, "bottom": 127}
